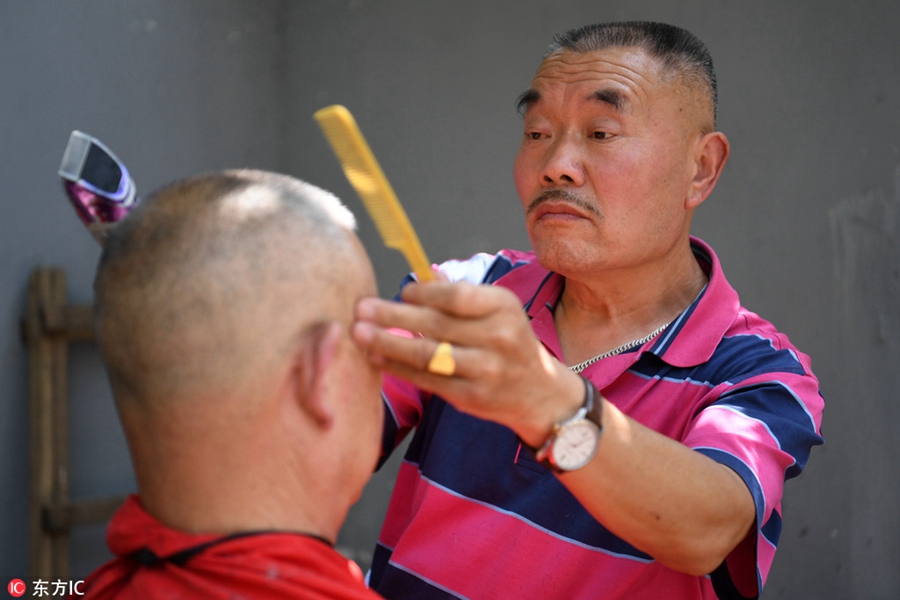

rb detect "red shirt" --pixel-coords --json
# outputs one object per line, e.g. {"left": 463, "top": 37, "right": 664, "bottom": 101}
{"left": 81, "top": 495, "right": 382, "bottom": 599}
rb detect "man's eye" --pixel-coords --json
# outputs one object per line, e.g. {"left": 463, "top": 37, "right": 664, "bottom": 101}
{"left": 593, "top": 131, "right": 610, "bottom": 140}
{"left": 527, "top": 131, "right": 543, "bottom": 140}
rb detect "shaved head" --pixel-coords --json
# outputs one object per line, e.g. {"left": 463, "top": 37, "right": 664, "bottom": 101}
{"left": 94, "top": 170, "right": 373, "bottom": 408}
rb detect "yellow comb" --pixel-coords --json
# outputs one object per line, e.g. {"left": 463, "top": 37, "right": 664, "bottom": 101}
{"left": 314, "top": 104, "right": 434, "bottom": 282}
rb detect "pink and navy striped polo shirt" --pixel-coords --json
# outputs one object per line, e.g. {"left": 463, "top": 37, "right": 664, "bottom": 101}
{"left": 370, "top": 237, "right": 824, "bottom": 600}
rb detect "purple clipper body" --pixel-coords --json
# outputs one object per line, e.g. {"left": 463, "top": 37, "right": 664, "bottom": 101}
{"left": 59, "top": 131, "right": 138, "bottom": 244}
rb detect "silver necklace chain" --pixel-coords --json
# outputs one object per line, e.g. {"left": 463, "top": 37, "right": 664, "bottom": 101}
{"left": 568, "top": 323, "right": 669, "bottom": 374}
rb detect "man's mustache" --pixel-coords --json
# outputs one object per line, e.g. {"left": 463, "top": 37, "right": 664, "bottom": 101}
{"left": 525, "top": 189, "right": 601, "bottom": 217}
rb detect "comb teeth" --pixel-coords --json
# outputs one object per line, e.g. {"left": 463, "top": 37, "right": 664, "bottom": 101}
{"left": 314, "top": 105, "right": 434, "bottom": 281}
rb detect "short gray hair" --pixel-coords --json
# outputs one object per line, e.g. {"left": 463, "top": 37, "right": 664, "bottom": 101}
{"left": 547, "top": 21, "right": 718, "bottom": 129}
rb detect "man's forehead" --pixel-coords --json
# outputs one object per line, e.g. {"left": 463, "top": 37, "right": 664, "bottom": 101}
{"left": 530, "top": 47, "right": 662, "bottom": 87}
{"left": 519, "top": 48, "right": 662, "bottom": 115}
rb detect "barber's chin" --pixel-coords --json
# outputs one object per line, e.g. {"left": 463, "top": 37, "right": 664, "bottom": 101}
{"left": 531, "top": 241, "right": 597, "bottom": 275}
{"left": 528, "top": 218, "right": 596, "bottom": 251}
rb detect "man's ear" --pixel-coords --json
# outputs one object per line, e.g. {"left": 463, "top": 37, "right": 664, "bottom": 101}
{"left": 686, "top": 131, "right": 730, "bottom": 210}
{"left": 288, "top": 320, "right": 343, "bottom": 429}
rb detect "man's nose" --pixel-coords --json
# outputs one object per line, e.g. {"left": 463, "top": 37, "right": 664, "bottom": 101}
{"left": 540, "top": 136, "right": 585, "bottom": 187}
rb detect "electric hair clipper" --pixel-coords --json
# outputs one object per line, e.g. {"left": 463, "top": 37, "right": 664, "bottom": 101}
{"left": 58, "top": 131, "right": 138, "bottom": 244}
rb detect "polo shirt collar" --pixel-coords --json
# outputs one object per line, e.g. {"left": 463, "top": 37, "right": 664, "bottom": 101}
{"left": 496, "top": 236, "right": 739, "bottom": 370}
{"left": 649, "top": 237, "right": 741, "bottom": 367}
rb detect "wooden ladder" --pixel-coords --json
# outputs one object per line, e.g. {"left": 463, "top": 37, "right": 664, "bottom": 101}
{"left": 23, "top": 267, "right": 125, "bottom": 579}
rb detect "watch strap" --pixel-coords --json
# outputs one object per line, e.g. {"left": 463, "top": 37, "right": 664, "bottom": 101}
{"left": 584, "top": 378, "right": 603, "bottom": 430}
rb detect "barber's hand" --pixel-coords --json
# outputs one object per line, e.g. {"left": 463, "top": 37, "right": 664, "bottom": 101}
{"left": 350, "top": 281, "right": 585, "bottom": 447}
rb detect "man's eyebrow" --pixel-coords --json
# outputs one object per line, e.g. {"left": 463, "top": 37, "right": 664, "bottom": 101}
{"left": 591, "top": 88, "right": 627, "bottom": 111}
{"left": 517, "top": 88, "right": 627, "bottom": 116}
{"left": 516, "top": 89, "right": 540, "bottom": 117}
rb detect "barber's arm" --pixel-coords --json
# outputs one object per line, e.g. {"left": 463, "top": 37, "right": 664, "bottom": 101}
{"left": 350, "top": 279, "right": 755, "bottom": 576}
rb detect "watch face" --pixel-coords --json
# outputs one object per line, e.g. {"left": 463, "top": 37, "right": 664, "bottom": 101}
{"left": 551, "top": 420, "right": 599, "bottom": 471}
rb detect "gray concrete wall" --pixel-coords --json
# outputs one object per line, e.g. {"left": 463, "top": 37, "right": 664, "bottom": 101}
{"left": 0, "top": 0, "right": 290, "bottom": 580}
{"left": 2, "top": 1, "right": 898, "bottom": 597}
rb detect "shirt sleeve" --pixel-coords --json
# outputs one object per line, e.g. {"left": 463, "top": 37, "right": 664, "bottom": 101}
{"left": 377, "top": 252, "right": 505, "bottom": 468}
{"left": 683, "top": 343, "right": 824, "bottom": 598}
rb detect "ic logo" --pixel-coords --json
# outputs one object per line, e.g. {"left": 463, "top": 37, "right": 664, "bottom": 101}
{"left": 7, "top": 579, "right": 26, "bottom": 597}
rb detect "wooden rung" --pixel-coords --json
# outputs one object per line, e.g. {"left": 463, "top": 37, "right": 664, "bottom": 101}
{"left": 43, "top": 496, "right": 126, "bottom": 534}
{"left": 41, "top": 304, "right": 94, "bottom": 342}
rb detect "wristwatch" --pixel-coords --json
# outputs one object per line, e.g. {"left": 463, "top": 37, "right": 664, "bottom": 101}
{"left": 534, "top": 378, "right": 603, "bottom": 472}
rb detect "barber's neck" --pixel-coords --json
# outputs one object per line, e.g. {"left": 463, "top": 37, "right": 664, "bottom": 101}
{"left": 553, "top": 242, "right": 707, "bottom": 366}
